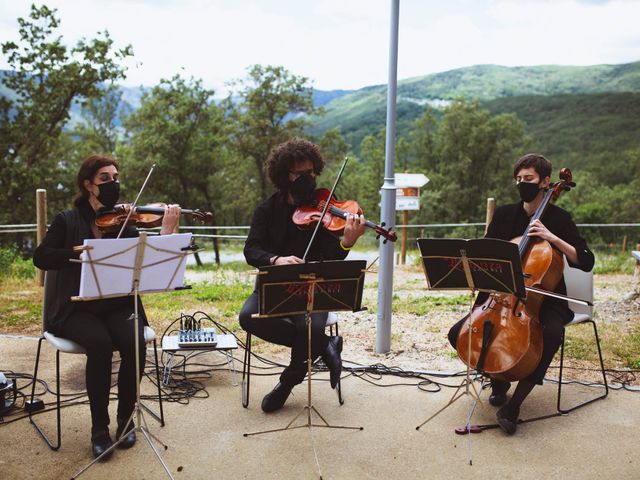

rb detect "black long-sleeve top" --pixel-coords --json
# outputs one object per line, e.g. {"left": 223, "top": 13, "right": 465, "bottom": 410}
{"left": 243, "top": 191, "right": 348, "bottom": 268}
{"left": 484, "top": 201, "right": 594, "bottom": 315}
{"left": 33, "top": 200, "right": 142, "bottom": 333}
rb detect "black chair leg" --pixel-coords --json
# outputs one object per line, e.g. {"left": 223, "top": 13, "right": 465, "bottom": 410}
{"left": 140, "top": 340, "right": 165, "bottom": 426}
{"left": 557, "top": 320, "right": 609, "bottom": 414}
{"left": 29, "top": 338, "right": 61, "bottom": 450}
{"left": 153, "top": 339, "right": 165, "bottom": 426}
{"left": 242, "top": 332, "right": 252, "bottom": 408}
{"left": 332, "top": 323, "right": 344, "bottom": 405}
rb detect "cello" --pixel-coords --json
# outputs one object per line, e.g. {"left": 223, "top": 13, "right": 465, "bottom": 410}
{"left": 456, "top": 168, "right": 575, "bottom": 382}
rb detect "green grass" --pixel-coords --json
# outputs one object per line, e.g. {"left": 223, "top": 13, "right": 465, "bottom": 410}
{"left": 0, "top": 248, "right": 36, "bottom": 279}
{"left": 593, "top": 253, "right": 636, "bottom": 275}
{"left": 392, "top": 294, "right": 468, "bottom": 316}
{"left": 144, "top": 280, "right": 252, "bottom": 333}
{"left": 189, "top": 260, "right": 249, "bottom": 273}
{"left": 1, "top": 252, "right": 637, "bottom": 370}
{"left": 0, "top": 277, "right": 42, "bottom": 333}
{"left": 564, "top": 322, "right": 640, "bottom": 369}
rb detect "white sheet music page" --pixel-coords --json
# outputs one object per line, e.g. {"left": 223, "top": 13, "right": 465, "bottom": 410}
{"left": 78, "top": 233, "right": 192, "bottom": 299}
{"left": 140, "top": 233, "right": 192, "bottom": 292}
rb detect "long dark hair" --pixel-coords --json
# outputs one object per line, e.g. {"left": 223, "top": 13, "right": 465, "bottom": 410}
{"left": 74, "top": 154, "right": 120, "bottom": 207}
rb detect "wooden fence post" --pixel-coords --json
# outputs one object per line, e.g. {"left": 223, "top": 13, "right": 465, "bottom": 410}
{"left": 36, "top": 189, "right": 47, "bottom": 286}
{"left": 627, "top": 243, "right": 640, "bottom": 301}
{"left": 400, "top": 211, "right": 408, "bottom": 265}
{"left": 485, "top": 197, "right": 495, "bottom": 236}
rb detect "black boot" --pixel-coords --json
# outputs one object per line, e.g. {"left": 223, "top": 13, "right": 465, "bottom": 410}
{"left": 261, "top": 382, "right": 294, "bottom": 413}
{"left": 322, "top": 336, "right": 343, "bottom": 389}
{"left": 91, "top": 430, "right": 114, "bottom": 460}
{"left": 116, "top": 418, "right": 136, "bottom": 449}
{"left": 496, "top": 404, "right": 520, "bottom": 435}
{"left": 489, "top": 379, "right": 511, "bottom": 407}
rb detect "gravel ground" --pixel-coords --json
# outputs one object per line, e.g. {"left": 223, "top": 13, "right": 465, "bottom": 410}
{"left": 187, "top": 264, "right": 640, "bottom": 385}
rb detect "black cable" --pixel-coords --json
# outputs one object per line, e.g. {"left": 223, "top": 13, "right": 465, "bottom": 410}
{"left": 3, "top": 310, "right": 638, "bottom": 428}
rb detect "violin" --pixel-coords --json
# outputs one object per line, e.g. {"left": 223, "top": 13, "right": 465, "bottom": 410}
{"left": 292, "top": 188, "right": 397, "bottom": 243}
{"left": 455, "top": 168, "right": 575, "bottom": 381}
{"left": 96, "top": 203, "right": 213, "bottom": 233}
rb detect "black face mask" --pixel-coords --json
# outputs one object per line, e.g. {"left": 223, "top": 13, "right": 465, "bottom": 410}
{"left": 289, "top": 173, "right": 317, "bottom": 206}
{"left": 517, "top": 181, "right": 541, "bottom": 203}
{"left": 95, "top": 180, "right": 120, "bottom": 209}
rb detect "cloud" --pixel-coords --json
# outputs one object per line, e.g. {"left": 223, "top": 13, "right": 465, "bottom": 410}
{"left": 0, "top": 0, "right": 638, "bottom": 92}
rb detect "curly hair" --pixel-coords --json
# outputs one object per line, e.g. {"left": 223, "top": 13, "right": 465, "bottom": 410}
{"left": 265, "top": 138, "right": 325, "bottom": 191}
{"left": 513, "top": 153, "right": 552, "bottom": 180}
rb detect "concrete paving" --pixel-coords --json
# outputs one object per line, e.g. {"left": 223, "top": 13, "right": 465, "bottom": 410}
{"left": 0, "top": 335, "right": 638, "bottom": 480}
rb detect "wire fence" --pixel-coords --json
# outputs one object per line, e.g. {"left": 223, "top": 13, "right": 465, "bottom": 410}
{"left": 3, "top": 222, "right": 639, "bottom": 253}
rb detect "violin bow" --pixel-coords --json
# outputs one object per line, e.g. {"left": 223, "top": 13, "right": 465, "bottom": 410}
{"left": 116, "top": 163, "right": 156, "bottom": 239}
{"left": 302, "top": 155, "right": 349, "bottom": 262}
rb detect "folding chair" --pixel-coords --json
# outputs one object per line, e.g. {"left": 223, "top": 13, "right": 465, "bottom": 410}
{"left": 556, "top": 258, "right": 609, "bottom": 413}
{"left": 29, "top": 273, "right": 164, "bottom": 451}
{"left": 241, "top": 311, "right": 344, "bottom": 408}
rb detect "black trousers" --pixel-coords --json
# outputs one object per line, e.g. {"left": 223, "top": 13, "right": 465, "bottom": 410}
{"left": 59, "top": 297, "right": 145, "bottom": 438}
{"left": 239, "top": 290, "right": 330, "bottom": 386}
{"left": 447, "top": 302, "right": 570, "bottom": 385}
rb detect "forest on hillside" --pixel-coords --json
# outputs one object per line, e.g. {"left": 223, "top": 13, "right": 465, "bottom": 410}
{"left": 1, "top": 5, "right": 638, "bottom": 254}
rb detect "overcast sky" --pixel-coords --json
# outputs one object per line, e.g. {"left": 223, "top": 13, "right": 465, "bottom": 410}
{"left": 1, "top": 0, "right": 639, "bottom": 93}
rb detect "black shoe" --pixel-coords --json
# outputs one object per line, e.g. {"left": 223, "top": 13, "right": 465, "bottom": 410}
{"left": 261, "top": 382, "right": 294, "bottom": 413}
{"left": 91, "top": 431, "right": 114, "bottom": 461}
{"left": 116, "top": 418, "right": 136, "bottom": 449}
{"left": 322, "top": 336, "right": 343, "bottom": 389}
{"left": 496, "top": 405, "right": 520, "bottom": 435}
{"left": 489, "top": 381, "right": 511, "bottom": 407}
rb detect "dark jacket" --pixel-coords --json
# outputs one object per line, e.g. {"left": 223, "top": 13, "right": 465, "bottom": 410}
{"left": 33, "top": 200, "right": 144, "bottom": 333}
{"left": 484, "top": 201, "right": 594, "bottom": 316}
{"left": 243, "top": 191, "right": 348, "bottom": 268}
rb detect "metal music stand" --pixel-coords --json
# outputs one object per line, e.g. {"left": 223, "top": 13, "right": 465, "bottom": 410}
{"left": 70, "top": 232, "right": 193, "bottom": 480}
{"left": 243, "top": 260, "right": 366, "bottom": 477}
{"left": 414, "top": 238, "right": 524, "bottom": 442}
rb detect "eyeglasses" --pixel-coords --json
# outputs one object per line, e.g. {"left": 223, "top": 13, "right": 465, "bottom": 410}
{"left": 289, "top": 168, "right": 314, "bottom": 180}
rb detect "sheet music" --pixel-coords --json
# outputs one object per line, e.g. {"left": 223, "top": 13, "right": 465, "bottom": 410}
{"left": 78, "top": 233, "right": 192, "bottom": 299}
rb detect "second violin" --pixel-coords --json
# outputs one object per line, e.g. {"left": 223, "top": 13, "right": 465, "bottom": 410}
{"left": 292, "top": 188, "right": 397, "bottom": 243}
{"left": 96, "top": 203, "right": 213, "bottom": 233}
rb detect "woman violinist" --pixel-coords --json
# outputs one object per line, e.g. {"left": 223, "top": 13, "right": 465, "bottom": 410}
{"left": 239, "top": 138, "right": 366, "bottom": 413}
{"left": 447, "top": 153, "right": 594, "bottom": 435}
{"left": 33, "top": 154, "right": 180, "bottom": 459}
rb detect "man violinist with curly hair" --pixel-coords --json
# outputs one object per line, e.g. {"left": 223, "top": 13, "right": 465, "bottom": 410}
{"left": 239, "top": 138, "right": 366, "bottom": 412}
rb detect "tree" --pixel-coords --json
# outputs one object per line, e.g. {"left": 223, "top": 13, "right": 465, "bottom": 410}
{"left": 119, "top": 75, "right": 232, "bottom": 262}
{"left": 0, "top": 4, "right": 132, "bottom": 224}
{"left": 225, "top": 65, "right": 321, "bottom": 200}
{"left": 73, "top": 86, "right": 129, "bottom": 156}
{"left": 411, "top": 99, "right": 530, "bottom": 225}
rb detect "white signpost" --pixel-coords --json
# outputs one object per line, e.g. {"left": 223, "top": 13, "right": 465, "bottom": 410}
{"left": 395, "top": 173, "right": 429, "bottom": 263}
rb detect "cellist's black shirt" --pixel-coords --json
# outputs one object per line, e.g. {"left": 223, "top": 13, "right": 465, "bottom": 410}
{"left": 243, "top": 191, "right": 348, "bottom": 268}
{"left": 484, "top": 201, "right": 594, "bottom": 315}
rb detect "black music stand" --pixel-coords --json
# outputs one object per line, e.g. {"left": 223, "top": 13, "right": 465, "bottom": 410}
{"left": 414, "top": 238, "right": 525, "bottom": 438}
{"left": 243, "top": 260, "right": 366, "bottom": 476}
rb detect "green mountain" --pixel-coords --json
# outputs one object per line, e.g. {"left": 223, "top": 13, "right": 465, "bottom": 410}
{"left": 485, "top": 92, "right": 640, "bottom": 183}
{"left": 308, "top": 61, "right": 640, "bottom": 151}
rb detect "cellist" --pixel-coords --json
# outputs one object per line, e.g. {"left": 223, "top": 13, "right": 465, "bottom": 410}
{"left": 447, "top": 153, "right": 594, "bottom": 434}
